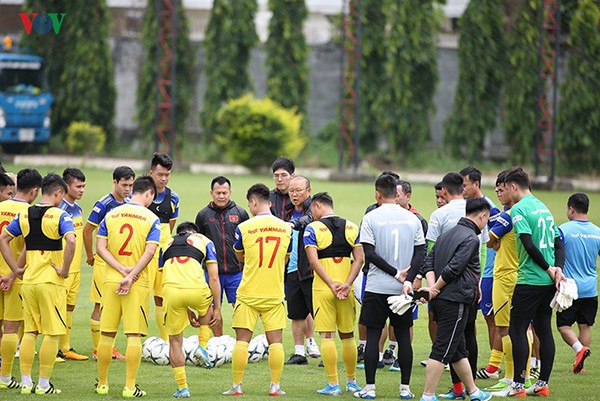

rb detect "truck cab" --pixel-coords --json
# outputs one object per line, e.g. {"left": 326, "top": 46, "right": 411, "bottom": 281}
{"left": 0, "top": 40, "right": 53, "bottom": 152}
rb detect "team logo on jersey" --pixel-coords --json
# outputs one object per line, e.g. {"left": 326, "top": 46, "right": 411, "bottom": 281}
{"left": 229, "top": 215, "right": 239, "bottom": 223}
{"left": 209, "top": 218, "right": 216, "bottom": 222}
{"left": 248, "top": 228, "right": 258, "bottom": 234}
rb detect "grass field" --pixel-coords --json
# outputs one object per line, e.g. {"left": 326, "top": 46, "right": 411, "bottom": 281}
{"left": 1, "top": 164, "right": 599, "bottom": 401}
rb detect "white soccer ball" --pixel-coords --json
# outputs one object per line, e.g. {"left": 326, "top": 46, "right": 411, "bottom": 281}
{"left": 149, "top": 341, "right": 170, "bottom": 366}
{"left": 182, "top": 341, "right": 199, "bottom": 366}
{"left": 248, "top": 335, "right": 267, "bottom": 363}
{"left": 208, "top": 344, "right": 227, "bottom": 368}
{"left": 142, "top": 336, "right": 165, "bottom": 362}
{"left": 184, "top": 335, "right": 199, "bottom": 347}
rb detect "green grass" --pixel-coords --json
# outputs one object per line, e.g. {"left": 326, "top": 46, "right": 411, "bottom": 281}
{"left": 2, "top": 164, "right": 599, "bottom": 401}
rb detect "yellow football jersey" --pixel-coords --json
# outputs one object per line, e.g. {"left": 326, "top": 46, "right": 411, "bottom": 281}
{"left": 304, "top": 215, "right": 361, "bottom": 291}
{"left": 162, "top": 233, "right": 217, "bottom": 289}
{"left": 97, "top": 203, "right": 161, "bottom": 288}
{"left": 59, "top": 199, "right": 84, "bottom": 273}
{"left": 5, "top": 203, "right": 75, "bottom": 285}
{"left": 491, "top": 209, "right": 518, "bottom": 279}
{"left": 0, "top": 199, "right": 29, "bottom": 277}
{"left": 233, "top": 213, "right": 292, "bottom": 306}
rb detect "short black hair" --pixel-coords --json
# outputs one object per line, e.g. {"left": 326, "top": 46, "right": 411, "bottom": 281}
{"left": 434, "top": 181, "right": 443, "bottom": 191}
{"left": 504, "top": 166, "right": 530, "bottom": 190}
{"left": 132, "top": 175, "right": 157, "bottom": 197}
{"left": 311, "top": 192, "right": 333, "bottom": 208}
{"left": 466, "top": 197, "right": 491, "bottom": 216}
{"left": 113, "top": 166, "right": 136, "bottom": 182}
{"left": 17, "top": 168, "right": 42, "bottom": 192}
{"left": 246, "top": 183, "right": 271, "bottom": 202}
{"left": 176, "top": 221, "right": 199, "bottom": 234}
{"left": 495, "top": 169, "right": 509, "bottom": 187}
{"left": 271, "top": 156, "right": 295, "bottom": 174}
{"left": 211, "top": 176, "right": 231, "bottom": 189}
{"left": 0, "top": 173, "right": 15, "bottom": 188}
{"left": 397, "top": 179, "right": 412, "bottom": 195}
{"left": 375, "top": 174, "right": 398, "bottom": 198}
{"left": 41, "top": 173, "right": 68, "bottom": 195}
{"left": 151, "top": 152, "right": 173, "bottom": 170}
{"left": 378, "top": 170, "right": 400, "bottom": 181}
{"left": 568, "top": 192, "right": 589, "bottom": 214}
{"left": 62, "top": 167, "right": 86, "bottom": 185}
{"left": 442, "top": 172, "right": 464, "bottom": 196}
{"left": 460, "top": 166, "right": 482, "bottom": 185}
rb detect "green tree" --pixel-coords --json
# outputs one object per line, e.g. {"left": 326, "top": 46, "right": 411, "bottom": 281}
{"left": 137, "top": 0, "right": 196, "bottom": 152}
{"left": 502, "top": 1, "right": 539, "bottom": 164}
{"left": 444, "top": 0, "right": 504, "bottom": 160}
{"left": 360, "top": 0, "right": 386, "bottom": 153}
{"left": 558, "top": 0, "right": 600, "bottom": 173}
{"left": 377, "top": 0, "right": 439, "bottom": 163}
{"left": 201, "top": 0, "right": 258, "bottom": 140}
{"left": 20, "top": 1, "right": 115, "bottom": 145}
{"left": 265, "top": 0, "right": 309, "bottom": 118}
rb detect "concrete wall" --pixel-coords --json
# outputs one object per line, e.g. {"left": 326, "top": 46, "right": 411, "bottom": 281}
{"left": 112, "top": 37, "right": 461, "bottom": 145}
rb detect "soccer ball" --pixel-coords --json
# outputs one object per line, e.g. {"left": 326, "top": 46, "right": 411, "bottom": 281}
{"left": 182, "top": 341, "right": 199, "bottom": 366}
{"left": 184, "top": 335, "right": 199, "bottom": 347}
{"left": 142, "top": 336, "right": 165, "bottom": 362}
{"left": 248, "top": 335, "right": 267, "bottom": 363}
{"left": 149, "top": 341, "right": 170, "bottom": 366}
{"left": 207, "top": 344, "right": 227, "bottom": 368}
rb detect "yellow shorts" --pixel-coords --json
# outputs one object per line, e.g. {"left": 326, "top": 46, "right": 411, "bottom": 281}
{"left": 147, "top": 255, "right": 163, "bottom": 298}
{"left": 21, "top": 283, "right": 67, "bottom": 336}
{"left": 493, "top": 274, "right": 517, "bottom": 327}
{"left": 313, "top": 290, "right": 356, "bottom": 333}
{"left": 100, "top": 282, "right": 149, "bottom": 335}
{"left": 90, "top": 257, "right": 106, "bottom": 304}
{"left": 65, "top": 271, "right": 81, "bottom": 306}
{"left": 232, "top": 300, "right": 286, "bottom": 332}
{"left": 163, "top": 286, "right": 213, "bottom": 336}
{"left": 0, "top": 280, "right": 23, "bottom": 321}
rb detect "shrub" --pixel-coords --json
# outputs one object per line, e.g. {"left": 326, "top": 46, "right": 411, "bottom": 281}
{"left": 215, "top": 95, "right": 306, "bottom": 169}
{"left": 66, "top": 121, "right": 106, "bottom": 155}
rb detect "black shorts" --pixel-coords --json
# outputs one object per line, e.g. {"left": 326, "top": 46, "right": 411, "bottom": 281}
{"left": 359, "top": 291, "right": 413, "bottom": 330}
{"left": 429, "top": 299, "right": 469, "bottom": 364}
{"left": 556, "top": 296, "right": 598, "bottom": 327}
{"left": 285, "top": 272, "right": 313, "bottom": 320}
{"left": 510, "top": 284, "right": 555, "bottom": 320}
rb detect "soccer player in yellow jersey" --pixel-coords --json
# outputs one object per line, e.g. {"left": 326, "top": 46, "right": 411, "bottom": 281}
{"left": 223, "top": 183, "right": 292, "bottom": 397}
{"left": 0, "top": 168, "right": 42, "bottom": 390}
{"left": 147, "top": 153, "right": 180, "bottom": 341}
{"left": 83, "top": 166, "right": 135, "bottom": 360}
{"left": 56, "top": 168, "right": 88, "bottom": 361}
{"left": 161, "top": 222, "right": 222, "bottom": 398}
{"left": 94, "top": 176, "right": 160, "bottom": 398}
{"left": 0, "top": 173, "right": 76, "bottom": 395}
{"left": 303, "top": 192, "right": 364, "bottom": 396}
{"left": 0, "top": 173, "right": 15, "bottom": 201}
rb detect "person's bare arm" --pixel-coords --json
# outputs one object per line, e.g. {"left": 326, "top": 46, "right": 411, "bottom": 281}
{"left": 117, "top": 243, "right": 158, "bottom": 295}
{"left": 83, "top": 223, "right": 97, "bottom": 266}
{"left": 53, "top": 233, "right": 75, "bottom": 278}
{"left": 206, "top": 261, "right": 222, "bottom": 327}
{"left": 96, "top": 237, "right": 128, "bottom": 276}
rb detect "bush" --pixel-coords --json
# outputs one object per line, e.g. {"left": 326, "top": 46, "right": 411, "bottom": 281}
{"left": 66, "top": 121, "right": 106, "bottom": 155}
{"left": 215, "top": 95, "right": 306, "bottom": 169}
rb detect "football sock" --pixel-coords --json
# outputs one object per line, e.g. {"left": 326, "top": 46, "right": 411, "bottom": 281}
{"left": 487, "top": 348, "right": 503, "bottom": 372}
{"left": 321, "top": 338, "right": 338, "bottom": 384}
{"left": 453, "top": 382, "right": 464, "bottom": 395}
{"left": 155, "top": 306, "right": 168, "bottom": 341}
{"left": 125, "top": 336, "right": 142, "bottom": 389}
{"left": 60, "top": 310, "right": 73, "bottom": 353}
{"left": 97, "top": 335, "right": 113, "bottom": 385}
{"left": 91, "top": 318, "right": 101, "bottom": 351}
{"left": 172, "top": 366, "right": 187, "bottom": 390}
{"left": 39, "top": 335, "right": 59, "bottom": 380}
{"left": 572, "top": 341, "right": 584, "bottom": 353}
{"left": 0, "top": 333, "right": 18, "bottom": 377}
{"left": 502, "top": 335, "right": 514, "bottom": 380}
{"left": 232, "top": 341, "right": 248, "bottom": 385}
{"left": 268, "top": 343, "right": 284, "bottom": 385}
{"left": 198, "top": 325, "right": 210, "bottom": 349}
{"left": 294, "top": 344, "right": 305, "bottom": 356}
{"left": 342, "top": 338, "right": 357, "bottom": 380}
{"left": 19, "top": 332, "right": 36, "bottom": 377}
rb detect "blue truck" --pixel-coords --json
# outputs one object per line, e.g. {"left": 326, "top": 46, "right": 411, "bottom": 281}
{"left": 0, "top": 40, "right": 53, "bottom": 153}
